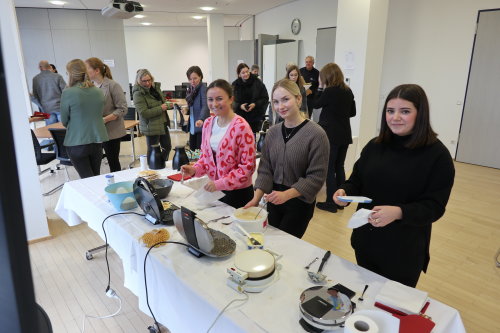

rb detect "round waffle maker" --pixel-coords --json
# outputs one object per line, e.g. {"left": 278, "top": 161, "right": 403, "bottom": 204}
{"left": 227, "top": 249, "right": 281, "bottom": 293}
{"left": 299, "top": 285, "right": 354, "bottom": 332}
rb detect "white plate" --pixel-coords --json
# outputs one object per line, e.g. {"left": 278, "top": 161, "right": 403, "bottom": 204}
{"left": 337, "top": 196, "right": 372, "bottom": 203}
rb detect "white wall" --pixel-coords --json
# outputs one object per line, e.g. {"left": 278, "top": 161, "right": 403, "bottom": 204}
{"left": 380, "top": 0, "right": 500, "bottom": 156}
{"left": 17, "top": 8, "right": 130, "bottom": 102}
{"left": 243, "top": 0, "right": 338, "bottom": 64}
{"left": 1, "top": 0, "right": 50, "bottom": 241}
{"left": 124, "top": 26, "right": 239, "bottom": 89}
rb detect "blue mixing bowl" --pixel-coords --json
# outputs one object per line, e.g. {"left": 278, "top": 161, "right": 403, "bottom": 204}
{"left": 104, "top": 181, "right": 138, "bottom": 211}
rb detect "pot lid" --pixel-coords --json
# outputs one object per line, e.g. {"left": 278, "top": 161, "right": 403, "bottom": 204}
{"left": 299, "top": 286, "right": 353, "bottom": 328}
{"left": 234, "top": 249, "right": 275, "bottom": 278}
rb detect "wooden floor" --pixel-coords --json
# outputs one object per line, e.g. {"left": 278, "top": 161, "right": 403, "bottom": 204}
{"left": 31, "top": 129, "right": 500, "bottom": 332}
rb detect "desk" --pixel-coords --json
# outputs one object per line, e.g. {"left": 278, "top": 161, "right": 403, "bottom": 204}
{"left": 55, "top": 168, "right": 466, "bottom": 333}
{"left": 34, "top": 120, "right": 140, "bottom": 167}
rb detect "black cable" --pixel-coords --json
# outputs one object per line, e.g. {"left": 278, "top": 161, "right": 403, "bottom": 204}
{"left": 101, "top": 212, "right": 145, "bottom": 292}
{"left": 143, "top": 241, "right": 190, "bottom": 333}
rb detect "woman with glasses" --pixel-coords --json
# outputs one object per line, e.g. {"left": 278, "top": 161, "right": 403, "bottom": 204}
{"left": 132, "top": 69, "right": 172, "bottom": 161}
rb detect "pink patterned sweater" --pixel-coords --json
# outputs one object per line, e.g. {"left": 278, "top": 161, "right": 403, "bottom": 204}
{"left": 194, "top": 115, "right": 256, "bottom": 191}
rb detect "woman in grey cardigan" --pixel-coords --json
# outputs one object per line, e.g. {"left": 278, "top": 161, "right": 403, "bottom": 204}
{"left": 245, "top": 79, "right": 329, "bottom": 238}
{"left": 85, "top": 57, "right": 127, "bottom": 172}
{"left": 184, "top": 66, "right": 209, "bottom": 149}
{"left": 60, "top": 59, "right": 108, "bottom": 179}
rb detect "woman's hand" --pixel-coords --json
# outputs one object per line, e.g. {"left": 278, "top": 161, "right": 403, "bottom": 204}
{"left": 333, "top": 189, "right": 348, "bottom": 206}
{"left": 204, "top": 181, "right": 217, "bottom": 192}
{"left": 240, "top": 103, "right": 248, "bottom": 111}
{"left": 181, "top": 106, "right": 188, "bottom": 115}
{"left": 195, "top": 120, "right": 203, "bottom": 127}
{"left": 180, "top": 164, "right": 196, "bottom": 177}
{"left": 244, "top": 197, "right": 260, "bottom": 209}
{"left": 266, "top": 190, "right": 290, "bottom": 205}
{"left": 161, "top": 103, "right": 168, "bottom": 111}
{"left": 369, "top": 206, "right": 402, "bottom": 227}
{"left": 247, "top": 103, "right": 256, "bottom": 111}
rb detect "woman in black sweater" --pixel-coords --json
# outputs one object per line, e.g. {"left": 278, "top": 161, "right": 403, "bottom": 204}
{"left": 232, "top": 63, "right": 269, "bottom": 133}
{"left": 333, "top": 84, "right": 455, "bottom": 287}
{"left": 314, "top": 63, "right": 356, "bottom": 213}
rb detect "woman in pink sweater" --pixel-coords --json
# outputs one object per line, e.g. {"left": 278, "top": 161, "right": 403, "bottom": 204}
{"left": 181, "top": 79, "right": 256, "bottom": 208}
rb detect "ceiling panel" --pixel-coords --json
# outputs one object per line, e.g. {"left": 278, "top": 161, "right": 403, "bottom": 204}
{"left": 15, "top": 0, "right": 296, "bottom": 26}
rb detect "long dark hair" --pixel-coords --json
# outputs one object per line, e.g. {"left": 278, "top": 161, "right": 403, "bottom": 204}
{"left": 207, "top": 79, "right": 233, "bottom": 98}
{"left": 375, "top": 84, "right": 437, "bottom": 148}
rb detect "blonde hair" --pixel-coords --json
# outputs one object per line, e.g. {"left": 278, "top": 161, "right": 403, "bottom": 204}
{"left": 85, "top": 57, "right": 113, "bottom": 79}
{"left": 319, "top": 63, "right": 347, "bottom": 89}
{"left": 135, "top": 69, "right": 154, "bottom": 86}
{"left": 66, "top": 59, "right": 93, "bottom": 88}
{"left": 285, "top": 65, "right": 306, "bottom": 89}
{"left": 271, "top": 79, "right": 303, "bottom": 112}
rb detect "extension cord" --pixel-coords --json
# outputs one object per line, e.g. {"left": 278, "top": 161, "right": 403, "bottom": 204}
{"left": 148, "top": 325, "right": 159, "bottom": 333}
{"left": 106, "top": 288, "right": 117, "bottom": 298}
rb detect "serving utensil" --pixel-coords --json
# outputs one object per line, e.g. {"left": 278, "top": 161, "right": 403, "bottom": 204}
{"left": 236, "top": 224, "right": 261, "bottom": 246}
{"left": 358, "top": 284, "right": 369, "bottom": 301}
{"left": 307, "top": 250, "right": 331, "bottom": 283}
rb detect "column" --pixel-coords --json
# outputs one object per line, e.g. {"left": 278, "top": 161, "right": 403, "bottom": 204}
{"left": 207, "top": 13, "right": 225, "bottom": 82}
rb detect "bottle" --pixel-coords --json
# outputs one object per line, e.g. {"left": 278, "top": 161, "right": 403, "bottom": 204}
{"left": 105, "top": 174, "right": 115, "bottom": 185}
{"left": 172, "top": 145, "right": 189, "bottom": 171}
{"left": 148, "top": 144, "right": 166, "bottom": 170}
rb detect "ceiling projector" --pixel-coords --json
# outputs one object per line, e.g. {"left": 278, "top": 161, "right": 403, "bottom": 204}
{"left": 102, "top": 0, "right": 144, "bottom": 19}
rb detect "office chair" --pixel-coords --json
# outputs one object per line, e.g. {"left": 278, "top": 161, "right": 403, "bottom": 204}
{"left": 31, "top": 129, "right": 56, "bottom": 175}
{"left": 43, "top": 128, "right": 73, "bottom": 196}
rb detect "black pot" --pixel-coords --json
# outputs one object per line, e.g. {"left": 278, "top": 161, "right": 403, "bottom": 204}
{"left": 172, "top": 145, "right": 189, "bottom": 171}
{"left": 148, "top": 144, "right": 165, "bottom": 170}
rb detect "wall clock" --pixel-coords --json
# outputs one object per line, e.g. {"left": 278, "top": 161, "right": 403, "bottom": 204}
{"left": 291, "top": 18, "right": 301, "bottom": 35}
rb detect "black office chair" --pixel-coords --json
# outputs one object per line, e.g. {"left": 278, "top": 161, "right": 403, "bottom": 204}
{"left": 43, "top": 128, "right": 73, "bottom": 196}
{"left": 31, "top": 129, "right": 56, "bottom": 175}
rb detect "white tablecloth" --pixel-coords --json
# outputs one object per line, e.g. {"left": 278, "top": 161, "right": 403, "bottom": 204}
{"left": 55, "top": 168, "right": 466, "bottom": 333}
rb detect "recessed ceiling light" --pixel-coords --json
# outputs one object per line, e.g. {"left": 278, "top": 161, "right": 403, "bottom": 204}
{"left": 134, "top": 14, "right": 145, "bottom": 18}
{"left": 192, "top": 16, "right": 204, "bottom": 20}
{"left": 141, "top": 22, "right": 152, "bottom": 26}
{"left": 200, "top": 7, "right": 214, "bottom": 11}
{"left": 50, "top": 1, "right": 66, "bottom": 5}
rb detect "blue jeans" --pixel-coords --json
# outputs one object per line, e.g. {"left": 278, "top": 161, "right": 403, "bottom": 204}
{"left": 45, "top": 112, "right": 61, "bottom": 125}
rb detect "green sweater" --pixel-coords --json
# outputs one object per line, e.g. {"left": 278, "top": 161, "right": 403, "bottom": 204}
{"left": 132, "top": 82, "right": 171, "bottom": 136}
{"left": 60, "top": 84, "right": 108, "bottom": 146}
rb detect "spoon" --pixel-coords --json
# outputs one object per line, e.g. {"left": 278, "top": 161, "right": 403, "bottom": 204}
{"left": 358, "top": 284, "right": 369, "bottom": 302}
{"left": 304, "top": 257, "right": 319, "bottom": 270}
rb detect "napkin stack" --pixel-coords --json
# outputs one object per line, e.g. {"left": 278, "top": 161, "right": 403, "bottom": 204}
{"left": 375, "top": 280, "right": 428, "bottom": 314}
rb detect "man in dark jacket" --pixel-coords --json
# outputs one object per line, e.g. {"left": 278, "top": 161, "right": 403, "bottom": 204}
{"left": 32, "top": 60, "right": 67, "bottom": 125}
{"left": 300, "top": 56, "right": 320, "bottom": 118}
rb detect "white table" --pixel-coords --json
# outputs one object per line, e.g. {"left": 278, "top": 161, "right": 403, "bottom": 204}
{"left": 55, "top": 168, "right": 466, "bottom": 333}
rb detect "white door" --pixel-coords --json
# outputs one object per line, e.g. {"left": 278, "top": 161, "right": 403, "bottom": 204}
{"left": 456, "top": 10, "right": 500, "bottom": 168}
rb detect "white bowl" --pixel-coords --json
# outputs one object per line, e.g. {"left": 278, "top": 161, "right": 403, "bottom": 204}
{"left": 233, "top": 207, "right": 268, "bottom": 233}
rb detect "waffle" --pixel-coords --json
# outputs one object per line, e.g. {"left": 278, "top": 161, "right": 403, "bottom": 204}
{"left": 137, "top": 170, "right": 160, "bottom": 181}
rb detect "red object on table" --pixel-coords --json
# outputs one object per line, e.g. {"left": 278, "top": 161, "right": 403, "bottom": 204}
{"left": 374, "top": 301, "right": 435, "bottom": 333}
{"left": 32, "top": 111, "right": 50, "bottom": 119}
{"left": 168, "top": 173, "right": 192, "bottom": 182}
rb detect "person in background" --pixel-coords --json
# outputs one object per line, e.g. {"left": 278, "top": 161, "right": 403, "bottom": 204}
{"left": 133, "top": 69, "right": 172, "bottom": 161}
{"left": 314, "top": 63, "right": 356, "bottom": 213}
{"left": 286, "top": 64, "right": 308, "bottom": 116}
{"left": 232, "top": 63, "right": 269, "bottom": 133}
{"left": 184, "top": 66, "right": 209, "bottom": 150}
{"left": 251, "top": 64, "right": 260, "bottom": 78}
{"left": 181, "top": 79, "right": 256, "bottom": 208}
{"left": 32, "top": 60, "right": 66, "bottom": 124}
{"left": 333, "top": 84, "right": 455, "bottom": 287}
{"left": 49, "top": 64, "right": 58, "bottom": 73}
{"left": 285, "top": 62, "right": 297, "bottom": 72}
{"left": 85, "top": 57, "right": 127, "bottom": 172}
{"left": 245, "top": 79, "right": 329, "bottom": 238}
{"left": 60, "top": 59, "right": 108, "bottom": 179}
{"left": 300, "top": 56, "right": 320, "bottom": 118}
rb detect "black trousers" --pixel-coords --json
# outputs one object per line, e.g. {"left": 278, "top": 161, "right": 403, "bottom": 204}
{"left": 325, "top": 143, "right": 349, "bottom": 202}
{"left": 66, "top": 143, "right": 103, "bottom": 179}
{"left": 220, "top": 185, "right": 254, "bottom": 209}
{"left": 146, "top": 124, "right": 172, "bottom": 161}
{"left": 102, "top": 137, "right": 122, "bottom": 172}
{"left": 307, "top": 96, "right": 315, "bottom": 118}
{"left": 267, "top": 184, "right": 315, "bottom": 238}
{"left": 354, "top": 245, "right": 424, "bottom": 288}
{"left": 189, "top": 132, "right": 202, "bottom": 150}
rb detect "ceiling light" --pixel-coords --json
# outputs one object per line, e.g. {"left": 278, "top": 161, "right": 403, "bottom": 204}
{"left": 192, "top": 16, "right": 204, "bottom": 20}
{"left": 200, "top": 7, "right": 214, "bottom": 11}
{"left": 50, "top": 1, "right": 66, "bottom": 5}
{"left": 134, "top": 14, "right": 145, "bottom": 18}
{"left": 141, "top": 22, "right": 152, "bottom": 26}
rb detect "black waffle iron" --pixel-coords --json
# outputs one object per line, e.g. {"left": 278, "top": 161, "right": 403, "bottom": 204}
{"left": 133, "top": 177, "right": 178, "bottom": 225}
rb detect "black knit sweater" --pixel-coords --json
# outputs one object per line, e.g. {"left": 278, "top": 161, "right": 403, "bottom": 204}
{"left": 340, "top": 135, "right": 455, "bottom": 272}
